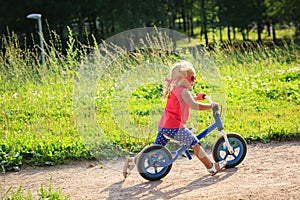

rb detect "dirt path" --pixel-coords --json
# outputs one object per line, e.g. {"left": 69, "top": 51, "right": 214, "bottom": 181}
{"left": 2, "top": 141, "right": 300, "bottom": 200}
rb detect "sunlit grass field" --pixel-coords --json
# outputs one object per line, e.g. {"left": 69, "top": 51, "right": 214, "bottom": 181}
{"left": 0, "top": 28, "right": 299, "bottom": 173}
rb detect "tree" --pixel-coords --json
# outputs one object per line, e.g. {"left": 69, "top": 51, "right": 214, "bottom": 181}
{"left": 264, "top": 0, "right": 285, "bottom": 44}
{"left": 1, "top": 0, "right": 299, "bottom": 52}
{"left": 200, "top": 0, "right": 208, "bottom": 46}
{"left": 282, "top": 0, "right": 300, "bottom": 36}
{"left": 216, "top": 0, "right": 234, "bottom": 43}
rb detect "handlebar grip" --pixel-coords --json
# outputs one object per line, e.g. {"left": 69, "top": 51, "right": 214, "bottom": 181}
{"left": 196, "top": 92, "right": 206, "bottom": 100}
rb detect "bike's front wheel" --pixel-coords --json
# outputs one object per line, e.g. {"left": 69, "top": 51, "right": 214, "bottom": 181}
{"left": 137, "top": 145, "right": 172, "bottom": 181}
{"left": 212, "top": 133, "right": 247, "bottom": 168}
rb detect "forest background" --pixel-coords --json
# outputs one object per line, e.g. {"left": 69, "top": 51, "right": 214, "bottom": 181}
{"left": 1, "top": 0, "right": 300, "bottom": 49}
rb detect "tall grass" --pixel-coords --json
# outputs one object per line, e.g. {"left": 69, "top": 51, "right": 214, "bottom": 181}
{"left": 213, "top": 41, "right": 300, "bottom": 142}
{"left": 0, "top": 30, "right": 91, "bottom": 172}
{"left": 0, "top": 28, "right": 299, "bottom": 173}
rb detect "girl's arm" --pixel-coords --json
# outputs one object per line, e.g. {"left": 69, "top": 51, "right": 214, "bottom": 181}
{"left": 182, "top": 89, "right": 213, "bottom": 110}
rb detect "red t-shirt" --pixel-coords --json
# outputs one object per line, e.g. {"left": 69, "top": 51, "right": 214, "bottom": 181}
{"left": 158, "top": 87, "right": 190, "bottom": 128}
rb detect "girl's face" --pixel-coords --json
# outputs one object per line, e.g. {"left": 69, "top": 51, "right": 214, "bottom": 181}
{"left": 182, "top": 71, "right": 196, "bottom": 89}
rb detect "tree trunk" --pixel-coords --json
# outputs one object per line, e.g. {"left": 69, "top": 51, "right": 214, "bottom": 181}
{"left": 257, "top": 20, "right": 262, "bottom": 43}
{"left": 200, "top": 0, "right": 208, "bottom": 47}
{"left": 227, "top": 25, "right": 231, "bottom": 43}
{"left": 100, "top": 20, "right": 104, "bottom": 40}
{"left": 233, "top": 27, "right": 236, "bottom": 40}
{"left": 190, "top": 6, "right": 194, "bottom": 37}
{"left": 181, "top": 10, "right": 187, "bottom": 32}
{"left": 171, "top": 1, "right": 176, "bottom": 29}
{"left": 219, "top": 26, "right": 223, "bottom": 42}
{"left": 241, "top": 28, "right": 246, "bottom": 41}
{"left": 246, "top": 26, "right": 250, "bottom": 40}
{"left": 92, "top": 17, "right": 98, "bottom": 40}
{"left": 89, "top": 18, "right": 93, "bottom": 38}
{"left": 271, "top": 21, "right": 277, "bottom": 44}
{"left": 266, "top": 20, "right": 271, "bottom": 37}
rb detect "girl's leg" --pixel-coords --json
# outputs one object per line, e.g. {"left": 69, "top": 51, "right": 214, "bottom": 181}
{"left": 193, "top": 143, "right": 227, "bottom": 175}
{"left": 123, "top": 156, "right": 136, "bottom": 178}
{"left": 123, "top": 129, "right": 169, "bottom": 179}
{"left": 193, "top": 143, "right": 213, "bottom": 169}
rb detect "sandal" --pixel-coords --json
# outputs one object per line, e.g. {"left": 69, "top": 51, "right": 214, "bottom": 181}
{"left": 207, "top": 160, "right": 227, "bottom": 176}
{"left": 122, "top": 157, "right": 136, "bottom": 179}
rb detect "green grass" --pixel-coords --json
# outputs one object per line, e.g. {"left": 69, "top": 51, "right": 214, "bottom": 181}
{"left": 223, "top": 63, "right": 300, "bottom": 141}
{"left": 215, "top": 42, "right": 300, "bottom": 142}
{"left": 0, "top": 79, "right": 91, "bottom": 171}
{"left": 0, "top": 28, "right": 299, "bottom": 175}
{"left": 2, "top": 176, "right": 70, "bottom": 199}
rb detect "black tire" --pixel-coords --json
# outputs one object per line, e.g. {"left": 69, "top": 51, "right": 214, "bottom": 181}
{"left": 137, "top": 145, "right": 172, "bottom": 181}
{"left": 212, "top": 133, "right": 247, "bottom": 168}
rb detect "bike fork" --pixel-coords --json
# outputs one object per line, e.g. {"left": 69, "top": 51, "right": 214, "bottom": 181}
{"left": 220, "top": 130, "right": 234, "bottom": 154}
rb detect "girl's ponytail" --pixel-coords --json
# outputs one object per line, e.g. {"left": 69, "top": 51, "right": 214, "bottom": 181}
{"left": 163, "top": 79, "right": 172, "bottom": 98}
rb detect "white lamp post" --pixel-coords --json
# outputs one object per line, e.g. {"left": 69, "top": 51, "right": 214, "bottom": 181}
{"left": 27, "top": 13, "right": 45, "bottom": 64}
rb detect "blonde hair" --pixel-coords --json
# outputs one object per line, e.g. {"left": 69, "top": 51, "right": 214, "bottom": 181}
{"left": 163, "top": 60, "right": 195, "bottom": 98}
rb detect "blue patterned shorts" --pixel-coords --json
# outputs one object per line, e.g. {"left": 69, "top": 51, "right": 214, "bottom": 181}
{"left": 154, "top": 127, "right": 199, "bottom": 148}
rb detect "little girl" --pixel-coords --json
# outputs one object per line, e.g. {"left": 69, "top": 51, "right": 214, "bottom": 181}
{"left": 123, "top": 60, "right": 227, "bottom": 178}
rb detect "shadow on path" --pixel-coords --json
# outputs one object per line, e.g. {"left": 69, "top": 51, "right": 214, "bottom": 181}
{"left": 101, "top": 168, "right": 237, "bottom": 199}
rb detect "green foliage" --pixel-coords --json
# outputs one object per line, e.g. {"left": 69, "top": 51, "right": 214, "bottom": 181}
{"left": 215, "top": 43, "right": 300, "bottom": 143}
{"left": 2, "top": 177, "right": 70, "bottom": 200}
{"left": 0, "top": 76, "right": 91, "bottom": 172}
{"left": 130, "top": 83, "right": 164, "bottom": 125}
{"left": 0, "top": 28, "right": 299, "bottom": 173}
{"left": 1, "top": 185, "right": 33, "bottom": 200}
{"left": 0, "top": 143, "right": 22, "bottom": 171}
{"left": 131, "top": 83, "right": 163, "bottom": 100}
{"left": 37, "top": 177, "right": 70, "bottom": 200}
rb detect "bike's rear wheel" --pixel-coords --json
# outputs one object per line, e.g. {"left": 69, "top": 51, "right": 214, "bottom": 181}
{"left": 137, "top": 145, "right": 172, "bottom": 181}
{"left": 212, "top": 133, "right": 247, "bottom": 168}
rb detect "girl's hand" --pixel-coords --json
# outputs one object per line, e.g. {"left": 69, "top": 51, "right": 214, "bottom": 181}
{"left": 196, "top": 92, "right": 206, "bottom": 100}
{"left": 211, "top": 102, "right": 219, "bottom": 108}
